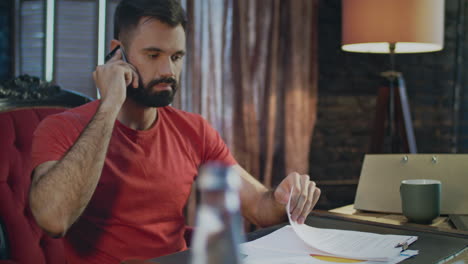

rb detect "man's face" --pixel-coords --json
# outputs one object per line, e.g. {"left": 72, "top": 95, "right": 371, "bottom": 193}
{"left": 124, "top": 18, "right": 186, "bottom": 107}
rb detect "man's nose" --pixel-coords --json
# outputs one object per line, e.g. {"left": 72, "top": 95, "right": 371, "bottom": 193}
{"left": 158, "top": 57, "right": 176, "bottom": 78}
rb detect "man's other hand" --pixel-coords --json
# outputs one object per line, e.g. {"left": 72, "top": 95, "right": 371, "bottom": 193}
{"left": 274, "top": 172, "right": 321, "bottom": 224}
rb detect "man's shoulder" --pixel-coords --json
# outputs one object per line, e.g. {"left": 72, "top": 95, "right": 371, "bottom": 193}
{"left": 41, "top": 100, "right": 99, "bottom": 128}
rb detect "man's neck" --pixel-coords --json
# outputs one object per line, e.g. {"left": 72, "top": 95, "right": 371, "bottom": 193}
{"left": 117, "top": 98, "right": 158, "bottom": 131}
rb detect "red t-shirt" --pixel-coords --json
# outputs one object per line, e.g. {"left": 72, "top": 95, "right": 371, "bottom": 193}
{"left": 31, "top": 100, "right": 237, "bottom": 264}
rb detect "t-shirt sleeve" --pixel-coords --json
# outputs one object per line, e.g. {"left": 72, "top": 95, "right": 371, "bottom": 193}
{"left": 31, "top": 115, "right": 78, "bottom": 170}
{"left": 201, "top": 119, "right": 237, "bottom": 166}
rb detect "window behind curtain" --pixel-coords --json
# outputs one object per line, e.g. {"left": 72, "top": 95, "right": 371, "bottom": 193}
{"left": 20, "top": 0, "right": 44, "bottom": 78}
{"left": 55, "top": 0, "right": 97, "bottom": 98}
{"left": 105, "top": 0, "right": 119, "bottom": 55}
{"left": 0, "top": 0, "right": 13, "bottom": 80}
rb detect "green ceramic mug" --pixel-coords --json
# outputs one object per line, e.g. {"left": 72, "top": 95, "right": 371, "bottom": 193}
{"left": 400, "top": 179, "right": 441, "bottom": 224}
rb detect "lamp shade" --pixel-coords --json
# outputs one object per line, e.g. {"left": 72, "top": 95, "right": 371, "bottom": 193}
{"left": 342, "top": 0, "right": 445, "bottom": 53}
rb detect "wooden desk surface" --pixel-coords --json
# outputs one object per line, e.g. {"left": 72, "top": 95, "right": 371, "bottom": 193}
{"left": 329, "top": 205, "right": 468, "bottom": 263}
{"left": 123, "top": 211, "right": 468, "bottom": 264}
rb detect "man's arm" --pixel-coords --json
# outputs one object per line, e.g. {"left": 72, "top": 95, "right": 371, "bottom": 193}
{"left": 29, "top": 49, "right": 138, "bottom": 237}
{"left": 235, "top": 165, "right": 321, "bottom": 227}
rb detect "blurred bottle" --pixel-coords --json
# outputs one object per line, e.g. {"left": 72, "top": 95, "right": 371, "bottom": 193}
{"left": 190, "top": 163, "right": 244, "bottom": 264}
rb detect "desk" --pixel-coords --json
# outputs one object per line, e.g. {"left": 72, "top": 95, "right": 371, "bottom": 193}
{"left": 329, "top": 205, "right": 468, "bottom": 263}
{"left": 131, "top": 211, "right": 468, "bottom": 264}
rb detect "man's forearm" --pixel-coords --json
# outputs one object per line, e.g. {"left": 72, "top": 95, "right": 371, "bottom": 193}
{"left": 30, "top": 103, "right": 119, "bottom": 236}
{"left": 237, "top": 165, "right": 288, "bottom": 228}
{"left": 253, "top": 189, "right": 288, "bottom": 227}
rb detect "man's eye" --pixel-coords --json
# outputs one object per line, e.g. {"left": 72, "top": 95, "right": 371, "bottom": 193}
{"left": 171, "top": 55, "right": 183, "bottom": 61}
{"left": 148, "top": 54, "right": 159, "bottom": 59}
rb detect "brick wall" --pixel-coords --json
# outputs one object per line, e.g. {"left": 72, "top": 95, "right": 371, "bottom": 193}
{"left": 311, "top": 0, "right": 467, "bottom": 209}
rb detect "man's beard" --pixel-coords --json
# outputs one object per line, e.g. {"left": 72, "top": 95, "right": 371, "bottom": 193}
{"left": 127, "top": 76, "right": 178, "bottom": 107}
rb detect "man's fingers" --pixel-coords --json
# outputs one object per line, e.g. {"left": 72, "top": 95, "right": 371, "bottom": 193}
{"left": 312, "top": 187, "right": 321, "bottom": 208}
{"left": 107, "top": 48, "right": 122, "bottom": 62}
{"left": 112, "top": 62, "right": 138, "bottom": 88}
{"left": 132, "top": 71, "right": 139, "bottom": 88}
{"left": 125, "top": 64, "right": 139, "bottom": 88}
{"left": 289, "top": 172, "right": 301, "bottom": 212}
{"left": 124, "top": 70, "right": 133, "bottom": 87}
{"left": 291, "top": 174, "right": 309, "bottom": 222}
{"left": 103, "top": 51, "right": 139, "bottom": 88}
{"left": 298, "top": 181, "right": 317, "bottom": 224}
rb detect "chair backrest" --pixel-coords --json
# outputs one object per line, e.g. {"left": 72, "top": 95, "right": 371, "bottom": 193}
{"left": 0, "top": 86, "right": 93, "bottom": 264}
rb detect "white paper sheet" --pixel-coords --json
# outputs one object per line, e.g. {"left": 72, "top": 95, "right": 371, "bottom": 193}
{"left": 239, "top": 190, "right": 419, "bottom": 263}
{"left": 285, "top": 189, "right": 417, "bottom": 261}
{"left": 241, "top": 226, "right": 326, "bottom": 255}
{"left": 241, "top": 246, "right": 419, "bottom": 264}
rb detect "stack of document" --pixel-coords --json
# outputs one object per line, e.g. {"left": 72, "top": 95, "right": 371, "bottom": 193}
{"left": 240, "top": 192, "right": 419, "bottom": 264}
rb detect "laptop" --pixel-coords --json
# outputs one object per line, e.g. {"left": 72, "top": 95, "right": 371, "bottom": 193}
{"left": 354, "top": 154, "right": 468, "bottom": 214}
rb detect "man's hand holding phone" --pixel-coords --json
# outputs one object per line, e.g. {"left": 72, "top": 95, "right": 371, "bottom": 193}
{"left": 93, "top": 47, "right": 139, "bottom": 111}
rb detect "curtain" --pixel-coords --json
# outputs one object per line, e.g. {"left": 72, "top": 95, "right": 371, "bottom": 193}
{"left": 177, "top": 0, "right": 318, "bottom": 225}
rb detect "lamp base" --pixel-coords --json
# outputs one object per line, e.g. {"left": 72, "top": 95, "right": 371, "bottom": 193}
{"left": 369, "top": 72, "right": 417, "bottom": 153}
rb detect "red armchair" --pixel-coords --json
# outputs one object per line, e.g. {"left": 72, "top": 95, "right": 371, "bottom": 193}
{"left": 0, "top": 78, "right": 92, "bottom": 263}
{"left": 0, "top": 108, "right": 69, "bottom": 264}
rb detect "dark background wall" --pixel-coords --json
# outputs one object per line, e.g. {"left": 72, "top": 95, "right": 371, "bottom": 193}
{"left": 0, "top": 0, "right": 13, "bottom": 80}
{"left": 1, "top": 0, "right": 465, "bottom": 209}
{"left": 311, "top": 0, "right": 468, "bottom": 209}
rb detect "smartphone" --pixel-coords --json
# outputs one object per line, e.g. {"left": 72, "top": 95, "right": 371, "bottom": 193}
{"left": 104, "top": 45, "right": 128, "bottom": 63}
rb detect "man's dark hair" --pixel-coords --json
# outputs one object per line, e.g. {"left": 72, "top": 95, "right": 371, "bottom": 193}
{"left": 114, "top": 0, "right": 187, "bottom": 44}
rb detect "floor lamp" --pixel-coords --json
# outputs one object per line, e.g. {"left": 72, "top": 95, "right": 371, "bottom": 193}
{"left": 341, "top": 0, "right": 445, "bottom": 153}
